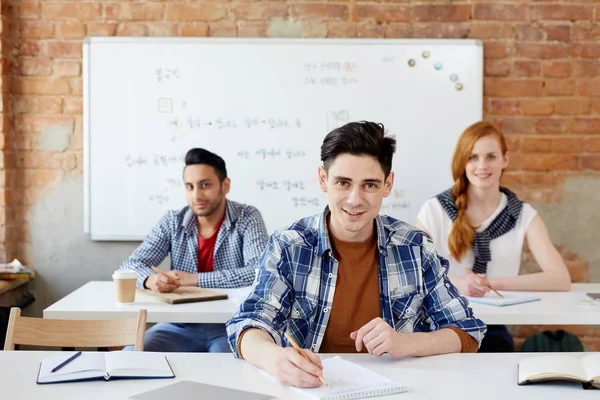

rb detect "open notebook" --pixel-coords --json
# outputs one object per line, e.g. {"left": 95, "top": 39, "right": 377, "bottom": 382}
{"left": 138, "top": 287, "right": 228, "bottom": 304}
{"left": 518, "top": 354, "right": 600, "bottom": 389}
{"left": 37, "top": 352, "right": 175, "bottom": 384}
{"left": 466, "top": 292, "right": 540, "bottom": 307}
{"left": 264, "top": 356, "right": 407, "bottom": 400}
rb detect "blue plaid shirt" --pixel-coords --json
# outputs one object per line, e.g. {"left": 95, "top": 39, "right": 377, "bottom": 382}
{"left": 120, "top": 200, "right": 268, "bottom": 289}
{"left": 226, "top": 209, "right": 486, "bottom": 356}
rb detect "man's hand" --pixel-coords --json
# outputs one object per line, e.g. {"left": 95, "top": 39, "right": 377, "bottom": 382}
{"left": 269, "top": 347, "right": 324, "bottom": 388}
{"left": 144, "top": 271, "right": 180, "bottom": 293}
{"left": 169, "top": 270, "right": 198, "bottom": 286}
{"left": 457, "top": 273, "right": 490, "bottom": 297}
{"left": 350, "top": 317, "right": 410, "bottom": 358}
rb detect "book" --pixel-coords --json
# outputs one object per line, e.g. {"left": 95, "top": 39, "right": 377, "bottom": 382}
{"left": 265, "top": 356, "right": 407, "bottom": 399}
{"left": 518, "top": 354, "right": 600, "bottom": 390}
{"left": 126, "top": 380, "right": 277, "bottom": 400}
{"left": 0, "top": 272, "right": 31, "bottom": 280}
{"left": 137, "top": 287, "right": 228, "bottom": 304}
{"left": 36, "top": 352, "right": 175, "bottom": 384}
{"left": 466, "top": 291, "right": 540, "bottom": 307}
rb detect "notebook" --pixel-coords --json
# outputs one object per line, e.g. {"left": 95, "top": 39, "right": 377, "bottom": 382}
{"left": 518, "top": 354, "right": 600, "bottom": 389}
{"left": 126, "top": 380, "right": 277, "bottom": 400}
{"left": 36, "top": 352, "right": 175, "bottom": 384}
{"left": 466, "top": 292, "right": 540, "bottom": 307}
{"left": 138, "top": 287, "right": 228, "bottom": 304}
{"left": 267, "top": 356, "right": 407, "bottom": 400}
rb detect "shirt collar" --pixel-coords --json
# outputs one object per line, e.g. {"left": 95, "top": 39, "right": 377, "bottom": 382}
{"left": 182, "top": 199, "right": 235, "bottom": 234}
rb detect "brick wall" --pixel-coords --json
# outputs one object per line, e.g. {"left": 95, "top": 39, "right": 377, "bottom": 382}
{"left": 0, "top": 1, "right": 598, "bottom": 347}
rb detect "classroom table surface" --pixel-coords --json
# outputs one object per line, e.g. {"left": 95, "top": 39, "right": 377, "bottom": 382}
{"left": 1, "top": 351, "right": 597, "bottom": 400}
{"left": 43, "top": 281, "right": 600, "bottom": 325}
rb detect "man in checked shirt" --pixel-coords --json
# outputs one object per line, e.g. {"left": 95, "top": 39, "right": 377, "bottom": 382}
{"left": 226, "top": 121, "right": 486, "bottom": 387}
{"left": 120, "top": 148, "right": 268, "bottom": 352}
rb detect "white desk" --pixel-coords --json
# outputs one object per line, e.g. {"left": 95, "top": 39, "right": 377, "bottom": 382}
{"left": 44, "top": 281, "right": 600, "bottom": 325}
{"left": 1, "top": 352, "right": 597, "bottom": 399}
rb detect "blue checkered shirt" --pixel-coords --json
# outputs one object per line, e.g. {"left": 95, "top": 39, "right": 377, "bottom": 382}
{"left": 120, "top": 200, "right": 268, "bottom": 289}
{"left": 226, "top": 208, "right": 486, "bottom": 356}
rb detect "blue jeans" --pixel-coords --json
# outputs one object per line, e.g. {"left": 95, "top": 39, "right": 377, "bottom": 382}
{"left": 126, "top": 323, "right": 231, "bottom": 352}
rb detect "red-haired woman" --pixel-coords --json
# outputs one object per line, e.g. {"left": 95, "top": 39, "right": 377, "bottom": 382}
{"left": 417, "top": 121, "right": 571, "bottom": 352}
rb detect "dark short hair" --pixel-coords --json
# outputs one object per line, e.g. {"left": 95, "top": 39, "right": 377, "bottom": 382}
{"left": 320, "top": 121, "right": 396, "bottom": 178}
{"left": 184, "top": 148, "right": 227, "bottom": 181}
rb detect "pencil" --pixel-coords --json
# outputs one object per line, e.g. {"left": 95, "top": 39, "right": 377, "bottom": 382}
{"left": 465, "top": 268, "right": 504, "bottom": 298}
{"left": 150, "top": 265, "right": 179, "bottom": 285}
{"left": 284, "top": 331, "right": 327, "bottom": 385}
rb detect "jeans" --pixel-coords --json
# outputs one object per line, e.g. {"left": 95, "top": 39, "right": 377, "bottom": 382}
{"left": 126, "top": 323, "right": 231, "bottom": 352}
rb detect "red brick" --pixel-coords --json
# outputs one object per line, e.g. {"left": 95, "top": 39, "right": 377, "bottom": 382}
{"left": 504, "top": 135, "right": 521, "bottom": 152}
{"left": 86, "top": 23, "right": 117, "bottom": 36}
{"left": 12, "top": 96, "right": 63, "bottom": 115}
{"left": 531, "top": 137, "right": 584, "bottom": 153}
{"left": 570, "top": 119, "right": 600, "bottom": 134}
{"left": 41, "top": 42, "right": 82, "bottom": 59}
{"left": 13, "top": 115, "right": 74, "bottom": 134}
{"left": 573, "top": 22, "right": 600, "bottom": 40}
{"left": 209, "top": 21, "right": 237, "bottom": 37}
{"left": 515, "top": 25, "right": 544, "bottom": 41}
{"left": 594, "top": 99, "right": 600, "bottom": 115}
{"left": 506, "top": 153, "right": 521, "bottom": 170}
{"left": 41, "top": 3, "right": 102, "bottom": 21}
{"left": 474, "top": 4, "right": 529, "bottom": 21}
{"left": 572, "top": 60, "right": 600, "bottom": 77}
{"left": 328, "top": 22, "right": 357, "bottom": 38}
{"left": 165, "top": 3, "right": 226, "bottom": 22}
{"left": 70, "top": 78, "right": 82, "bottom": 95}
{"left": 533, "top": 5, "right": 593, "bottom": 21}
{"left": 496, "top": 118, "right": 536, "bottom": 134}
{"left": 32, "top": 170, "right": 62, "bottom": 187}
{"left": 582, "top": 155, "right": 600, "bottom": 171}
{"left": 116, "top": 23, "right": 148, "bottom": 36}
{"left": 385, "top": 24, "right": 411, "bottom": 38}
{"left": 544, "top": 25, "right": 571, "bottom": 42}
{"left": 522, "top": 154, "right": 579, "bottom": 171}
{"left": 8, "top": 2, "right": 40, "bottom": 19}
{"left": 516, "top": 43, "right": 569, "bottom": 59}
{"left": 489, "top": 100, "right": 521, "bottom": 116}
{"left": 522, "top": 99, "right": 554, "bottom": 116}
{"left": 522, "top": 137, "right": 550, "bottom": 153}
{"left": 16, "top": 21, "right": 55, "bottom": 39}
{"left": 554, "top": 98, "right": 590, "bottom": 115}
{"left": 300, "top": 22, "right": 328, "bottom": 38}
{"left": 293, "top": 4, "right": 349, "bottom": 20}
{"left": 12, "top": 78, "right": 70, "bottom": 95}
{"left": 484, "top": 42, "right": 513, "bottom": 59}
{"left": 148, "top": 24, "right": 177, "bottom": 37}
{"left": 513, "top": 61, "right": 541, "bottom": 77}
{"left": 57, "top": 22, "right": 86, "bottom": 40}
{"left": 542, "top": 61, "right": 571, "bottom": 78}
{"left": 413, "top": 5, "right": 471, "bottom": 22}
{"left": 229, "top": 3, "right": 288, "bottom": 20}
{"left": 469, "top": 23, "right": 514, "bottom": 40}
{"left": 536, "top": 118, "right": 568, "bottom": 134}
{"left": 17, "top": 57, "right": 52, "bottom": 77}
{"left": 352, "top": 5, "right": 409, "bottom": 22}
{"left": 544, "top": 79, "right": 576, "bottom": 96}
{"left": 105, "top": 3, "right": 164, "bottom": 21}
{"left": 53, "top": 60, "right": 81, "bottom": 77}
{"left": 586, "top": 138, "right": 600, "bottom": 152}
{"left": 411, "top": 23, "right": 469, "bottom": 39}
{"left": 571, "top": 44, "right": 600, "bottom": 58}
{"left": 358, "top": 23, "right": 385, "bottom": 38}
{"left": 485, "top": 60, "right": 511, "bottom": 77}
{"left": 238, "top": 21, "right": 267, "bottom": 37}
{"left": 485, "top": 79, "right": 544, "bottom": 97}
{"left": 12, "top": 41, "right": 40, "bottom": 57}
{"left": 178, "top": 22, "right": 209, "bottom": 37}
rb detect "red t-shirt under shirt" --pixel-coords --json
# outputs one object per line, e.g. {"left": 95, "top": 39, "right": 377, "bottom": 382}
{"left": 197, "top": 217, "right": 225, "bottom": 273}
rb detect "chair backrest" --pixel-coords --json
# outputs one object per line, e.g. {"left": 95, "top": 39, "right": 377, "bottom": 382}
{"left": 3, "top": 308, "right": 147, "bottom": 351}
{"left": 520, "top": 329, "right": 584, "bottom": 352}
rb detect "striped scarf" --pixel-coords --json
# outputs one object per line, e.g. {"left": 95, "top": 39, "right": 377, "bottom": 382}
{"left": 436, "top": 187, "right": 523, "bottom": 274}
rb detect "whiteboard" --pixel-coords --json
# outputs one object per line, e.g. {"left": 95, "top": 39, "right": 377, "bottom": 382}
{"left": 84, "top": 38, "right": 482, "bottom": 241}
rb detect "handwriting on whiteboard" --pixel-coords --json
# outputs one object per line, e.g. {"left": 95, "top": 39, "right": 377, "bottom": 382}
{"left": 184, "top": 116, "right": 303, "bottom": 130}
{"left": 257, "top": 180, "right": 306, "bottom": 191}
{"left": 304, "top": 60, "right": 359, "bottom": 86}
{"left": 237, "top": 148, "right": 307, "bottom": 160}
{"left": 156, "top": 67, "right": 179, "bottom": 82}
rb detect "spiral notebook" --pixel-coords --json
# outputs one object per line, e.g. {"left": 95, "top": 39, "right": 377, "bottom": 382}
{"left": 291, "top": 356, "right": 407, "bottom": 400}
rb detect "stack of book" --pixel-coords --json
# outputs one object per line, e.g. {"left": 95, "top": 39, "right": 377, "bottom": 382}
{"left": 0, "top": 259, "right": 34, "bottom": 280}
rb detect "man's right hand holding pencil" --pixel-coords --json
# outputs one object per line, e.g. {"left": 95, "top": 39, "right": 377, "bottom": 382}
{"left": 144, "top": 266, "right": 181, "bottom": 293}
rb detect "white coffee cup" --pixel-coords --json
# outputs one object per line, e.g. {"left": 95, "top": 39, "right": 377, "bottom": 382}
{"left": 112, "top": 270, "right": 137, "bottom": 303}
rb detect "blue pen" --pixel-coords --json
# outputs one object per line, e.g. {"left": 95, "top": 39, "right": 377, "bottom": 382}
{"left": 51, "top": 351, "right": 83, "bottom": 373}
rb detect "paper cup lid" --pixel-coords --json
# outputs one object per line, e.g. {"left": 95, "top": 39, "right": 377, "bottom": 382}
{"left": 113, "top": 270, "right": 137, "bottom": 279}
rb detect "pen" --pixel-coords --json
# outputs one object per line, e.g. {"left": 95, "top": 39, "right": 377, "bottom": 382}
{"left": 466, "top": 268, "right": 504, "bottom": 298}
{"left": 284, "top": 332, "right": 327, "bottom": 385}
{"left": 51, "top": 351, "right": 82, "bottom": 373}
{"left": 150, "top": 265, "right": 180, "bottom": 285}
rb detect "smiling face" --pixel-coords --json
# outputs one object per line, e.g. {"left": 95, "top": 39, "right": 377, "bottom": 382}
{"left": 319, "top": 154, "right": 394, "bottom": 242}
{"left": 184, "top": 164, "right": 230, "bottom": 217}
{"left": 464, "top": 135, "right": 508, "bottom": 189}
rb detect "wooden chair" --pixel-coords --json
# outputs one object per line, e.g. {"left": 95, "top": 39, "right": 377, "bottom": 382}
{"left": 3, "top": 308, "right": 147, "bottom": 351}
